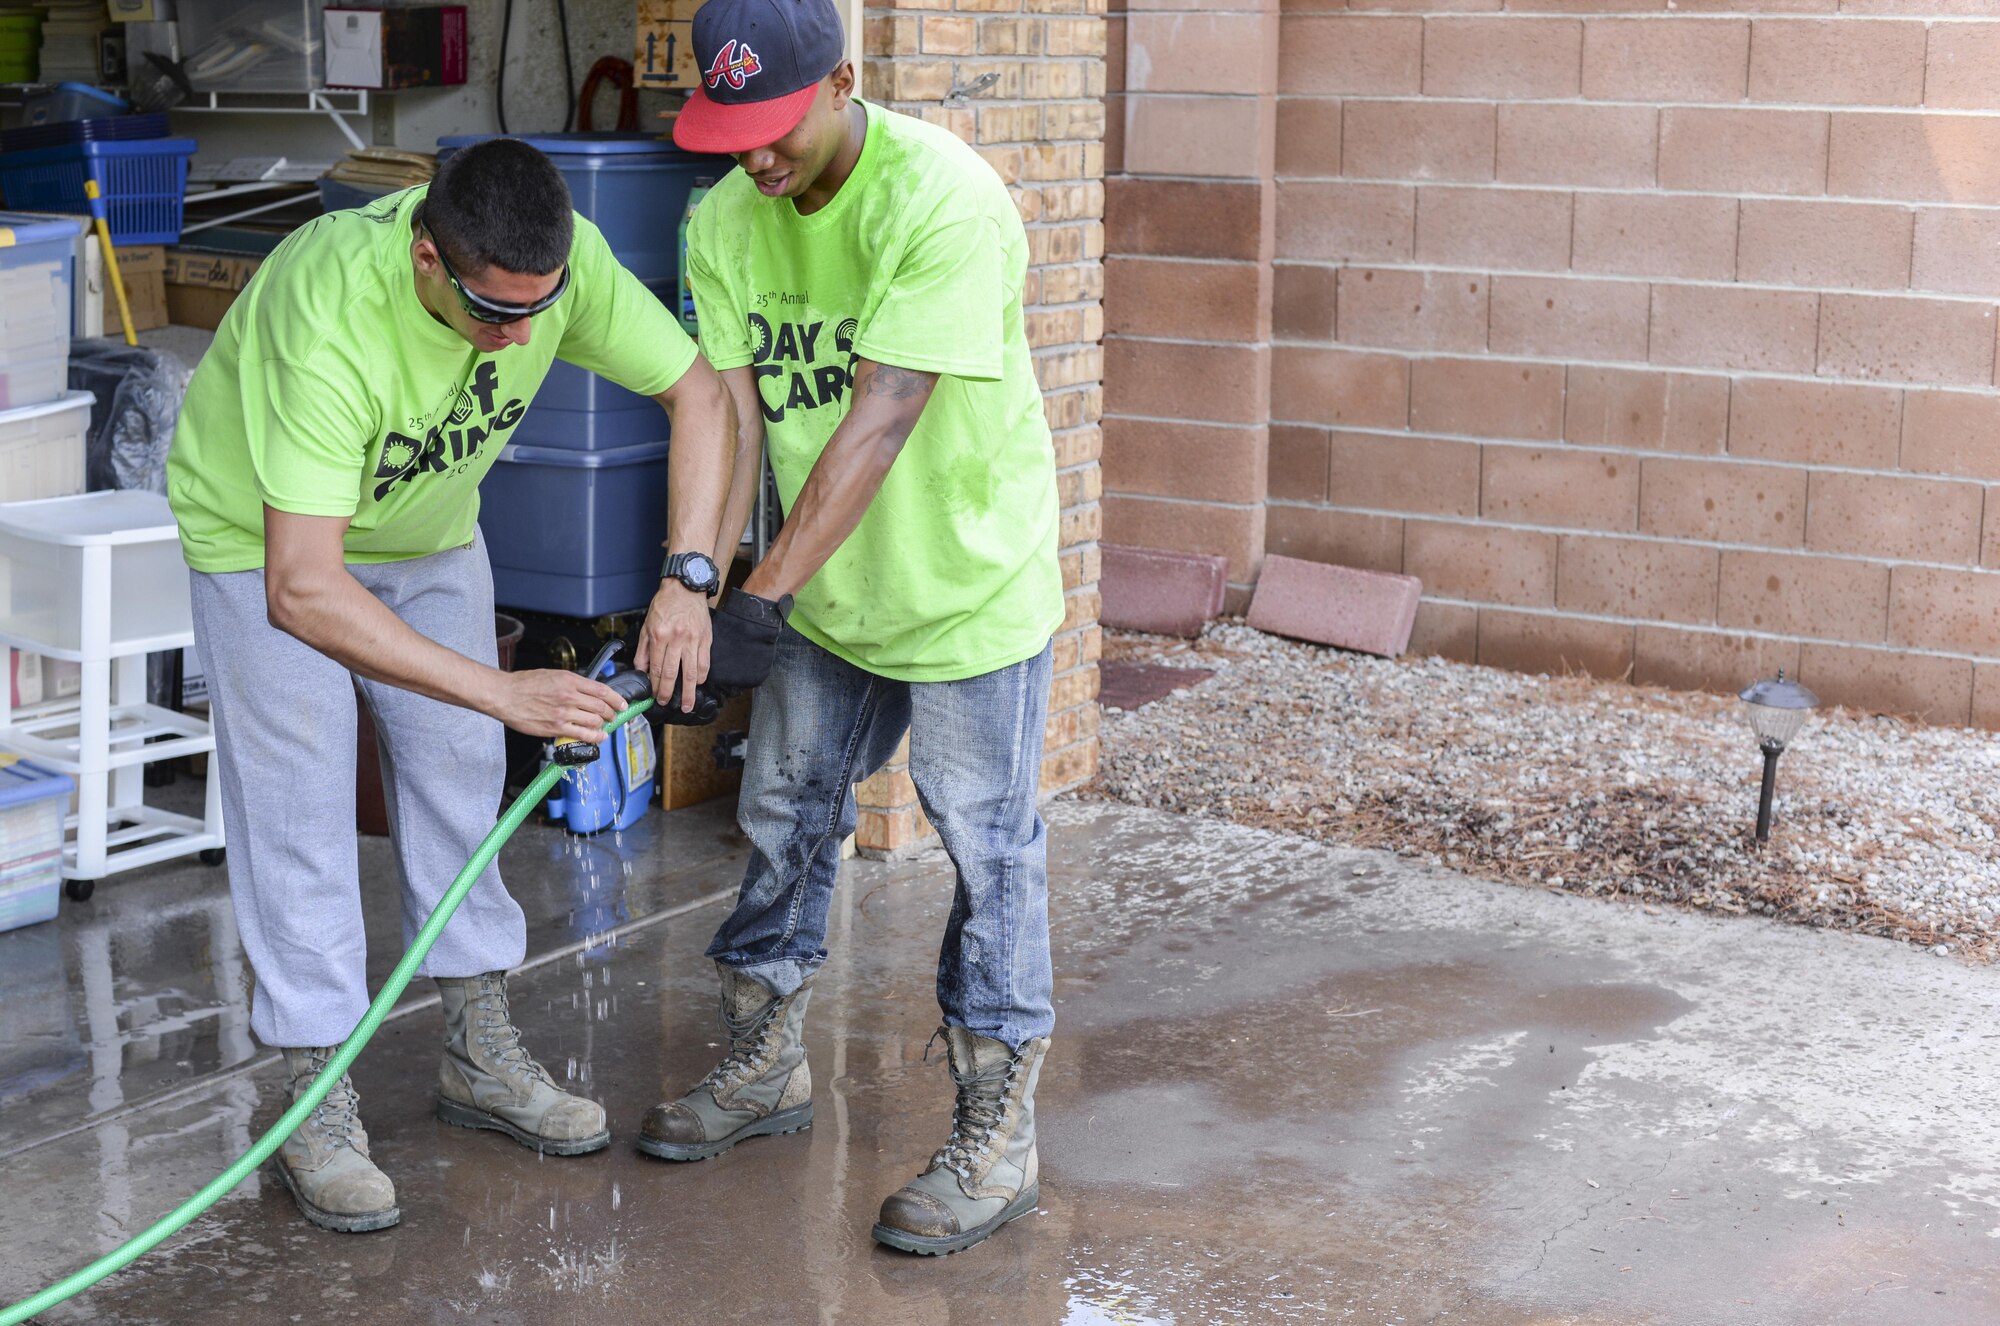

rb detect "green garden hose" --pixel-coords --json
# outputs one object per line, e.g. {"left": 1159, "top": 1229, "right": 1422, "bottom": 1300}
{"left": 0, "top": 696, "right": 655, "bottom": 1326}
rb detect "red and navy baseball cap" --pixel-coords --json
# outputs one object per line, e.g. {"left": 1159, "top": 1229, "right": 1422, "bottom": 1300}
{"left": 673, "top": 0, "right": 847, "bottom": 155}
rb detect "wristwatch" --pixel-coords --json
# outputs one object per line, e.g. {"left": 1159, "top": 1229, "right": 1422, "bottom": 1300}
{"left": 662, "top": 550, "right": 722, "bottom": 596}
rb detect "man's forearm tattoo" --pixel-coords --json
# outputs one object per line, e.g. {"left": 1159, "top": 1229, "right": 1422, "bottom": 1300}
{"left": 865, "top": 364, "right": 933, "bottom": 400}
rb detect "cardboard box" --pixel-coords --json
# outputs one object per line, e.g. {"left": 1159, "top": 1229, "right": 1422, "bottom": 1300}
{"left": 635, "top": 0, "right": 700, "bottom": 90}
{"left": 100, "top": 245, "right": 167, "bottom": 334}
{"left": 163, "top": 249, "right": 262, "bottom": 331}
{"left": 324, "top": 6, "right": 467, "bottom": 90}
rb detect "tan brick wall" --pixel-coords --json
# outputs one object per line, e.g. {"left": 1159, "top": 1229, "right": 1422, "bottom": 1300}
{"left": 850, "top": 1, "right": 1106, "bottom": 856}
{"left": 1106, "top": 2, "right": 2000, "bottom": 727}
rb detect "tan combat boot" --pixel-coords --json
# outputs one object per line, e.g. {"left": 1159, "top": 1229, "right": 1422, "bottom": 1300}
{"left": 434, "top": 971, "right": 610, "bottom": 1156}
{"left": 274, "top": 1047, "right": 399, "bottom": 1233}
{"left": 636, "top": 962, "right": 813, "bottom": 1161}
{"left": 873, "top": 1026, "right": 1050, "bottom": 1255}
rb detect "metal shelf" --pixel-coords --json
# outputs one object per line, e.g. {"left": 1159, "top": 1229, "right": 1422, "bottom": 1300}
{"left": 169, "top": 87, "right": 371, "bottom": 151}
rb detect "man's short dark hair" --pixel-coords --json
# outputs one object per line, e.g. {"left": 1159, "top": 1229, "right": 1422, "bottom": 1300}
{"left": 421, "top": 138, "right": 574, "bottom": 277}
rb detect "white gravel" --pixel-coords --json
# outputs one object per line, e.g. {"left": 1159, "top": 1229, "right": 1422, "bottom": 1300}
{"left": 1091, "top": 622, "right": 2000, "bottom": 958}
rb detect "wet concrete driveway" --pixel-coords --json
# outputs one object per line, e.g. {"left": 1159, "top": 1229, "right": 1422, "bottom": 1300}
{"left": 3, "top": 794, "right": 1999, "bottom": 1324}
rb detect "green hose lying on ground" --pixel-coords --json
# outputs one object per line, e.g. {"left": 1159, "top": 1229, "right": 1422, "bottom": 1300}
{"left": 0, "top": 696, "right": 655, "bottom": 1326}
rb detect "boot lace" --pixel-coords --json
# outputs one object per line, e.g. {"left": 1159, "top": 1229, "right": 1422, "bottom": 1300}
{"left": 930, "top": 1035, "right": 1021, "bottom": 1182}
{"left": 472, "top": 975, "right": 555, "bottom": 1089}
{"left": 696, "top": 989, "right": 785, "bottom": 1095}
{"left": 297, "top": 1050, "right": 363, "bottom": 1151}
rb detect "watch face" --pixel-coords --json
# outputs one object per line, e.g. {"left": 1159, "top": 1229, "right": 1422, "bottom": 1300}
{"left": 682, "top": 553, "right": 719, "bottom": 588}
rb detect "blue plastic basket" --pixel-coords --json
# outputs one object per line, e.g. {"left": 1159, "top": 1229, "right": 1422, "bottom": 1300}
{"left": 0, "top": 138, "right": 197, "bottom": 245}
{"left": 1, "top": 112, "right": 169, "bottom": 154}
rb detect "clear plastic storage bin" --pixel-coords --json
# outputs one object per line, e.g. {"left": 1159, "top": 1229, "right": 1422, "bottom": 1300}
{"left": 0, "top": 492, "right": 192, "bottom": 660}
{"left": 0, "top": 758, "right": 75, "bottom": 932}
{"left": 0, "top": 213, "right": 83, "bottom": 412}
{"left": 178, "top": 0, "right": 326, "bottom": 93}
{"left": 0, "top": 391, "right": 91, "bottom": 503}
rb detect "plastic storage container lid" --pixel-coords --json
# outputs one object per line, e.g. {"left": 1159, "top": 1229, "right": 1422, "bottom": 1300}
{"left": 436, "top": 132, "right": 696, "bottom": 158}
{"left": 0, "top": 757, "right": 75, "bottom": 808}
{"left": 0, "top": 212, "right": 86, "bottom": 244}
{"left": 0, "top": 489, "right": 175, "bottom": 545}
{"left": 0, "top": 390, "right": 94, "bottom": 429}
{"left": 494, "top": 440, "right": 670, "bottom": 467}
{"left": 51, "top": 82, "right": 128, "bottom": 111}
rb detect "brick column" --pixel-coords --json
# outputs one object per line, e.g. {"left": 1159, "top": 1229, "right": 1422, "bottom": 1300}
{"left": 849, "top": 2, "right": 1107, "bottom": 856}
{"left": 1101, "top": 0, "right": 1279, "bottom": 612}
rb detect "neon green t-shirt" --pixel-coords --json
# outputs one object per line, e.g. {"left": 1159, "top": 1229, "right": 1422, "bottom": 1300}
{"left": 687, "top": 101, "right": 1063, "bottom": 683}
{"left": 167, "top": 185, "right": 699, "bottom": 572}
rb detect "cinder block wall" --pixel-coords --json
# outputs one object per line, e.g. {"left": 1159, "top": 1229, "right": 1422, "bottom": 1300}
{"left": 1107, "top": 3, "right": 2000, "bottom": 727}
{"left": 848, "top": 3, "right": 1108, "bottom": 855}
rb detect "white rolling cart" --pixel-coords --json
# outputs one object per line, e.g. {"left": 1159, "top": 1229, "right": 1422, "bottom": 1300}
{"left": 0, "top": 491, "right": 223, "bottom": 899}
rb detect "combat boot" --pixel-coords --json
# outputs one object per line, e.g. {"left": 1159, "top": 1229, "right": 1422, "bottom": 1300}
{"left": 636, "top": 962, "right": 813, "bottom": 1161}
{"left": 274, "top": 1047, "right": 399, "bottom": 1233}
{"left": 434, "top": 971, "right": 610, "bottom": 1156}
{"left": 873, "top": 1026, "right": 1051, "bottom": 1255}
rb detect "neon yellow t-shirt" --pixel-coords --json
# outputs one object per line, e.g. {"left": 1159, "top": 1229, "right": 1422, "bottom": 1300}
{"left": 167, "top": 185, "right": 699, "bottom": 572}
{"left": 687, "top": 101, "right": 1063, "bottom": 683}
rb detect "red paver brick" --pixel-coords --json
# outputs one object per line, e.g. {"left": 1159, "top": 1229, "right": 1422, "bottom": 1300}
{"left": 1100, "top": 542, "right": 1229, "bottom": 637}
{"left": 1247, "top": 553, "right": 1424, "bottom": 657}
{"left": 1337, "top": 267, "right": 1490, "bottom": 353}
{"left": 1726, "top": 377, "right": 1903, "bottom": 469}
{"left": 1717, "top": 549, "right": 1890, "bottom": 640}
{"left": 1411, "top": 358, "right": 1565, "bottom": 440}
{"left": 1582, "top": 18, "right": 1750, "bottom": 102}
{"left": 1565, "top": 367, "right": 1729, "bottom": 454}
{"left": 1557, "top": 533, "right": 1720, "bottom": 624}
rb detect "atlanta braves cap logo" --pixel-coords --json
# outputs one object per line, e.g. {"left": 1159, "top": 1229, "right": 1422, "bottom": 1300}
{"left": 705, "top": 39, "right": 763, "bottom": 91}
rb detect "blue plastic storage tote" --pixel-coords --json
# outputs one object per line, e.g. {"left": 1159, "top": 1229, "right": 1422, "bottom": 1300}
{"left": 436, "top": 133, "right": 730, "bottom": 451}
{"left": 478, "top": 439, "right": 669, "bottom": 617}
{"left": 0, "top": 759, "right": 76, "bottom": 932}
{"left": 0, "top": 138, "right": 198, "bottom": 245}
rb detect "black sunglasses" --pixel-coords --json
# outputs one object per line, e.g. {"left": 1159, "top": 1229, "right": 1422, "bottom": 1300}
{"left": 421, "top": 222, "right": 569, "bottom": 325}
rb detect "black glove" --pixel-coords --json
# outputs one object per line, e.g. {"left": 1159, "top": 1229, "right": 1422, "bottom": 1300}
{"left": 656, "top": 592, "right": 790, "bottom": 727}
{"left": 706, "top": 590, "right": 792, "bottom": 693}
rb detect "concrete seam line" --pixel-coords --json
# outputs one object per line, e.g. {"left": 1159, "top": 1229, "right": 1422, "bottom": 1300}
{"left": 0, "top": 883, "right": 739, "bottom": 1165}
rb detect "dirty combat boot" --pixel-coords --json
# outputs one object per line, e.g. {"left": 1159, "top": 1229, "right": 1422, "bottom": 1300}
{"left": 274, "top": 1047, "right": 400, "bottom": 1233}
{"left": 434, "top": 971, "right": 610, "bottom": 1156}
{"left": 873, "top": 1026, "right": 1051, "bottom": 1256}
{"left": 636, "top": 963, "right": 813, "bottom": 1161}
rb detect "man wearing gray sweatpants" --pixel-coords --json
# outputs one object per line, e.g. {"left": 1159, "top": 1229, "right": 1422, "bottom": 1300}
{"left": 166, "top": 140, "right": 750, "bottom": 1233}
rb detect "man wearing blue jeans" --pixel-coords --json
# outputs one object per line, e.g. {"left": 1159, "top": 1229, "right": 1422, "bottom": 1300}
{"left": 632, "top": 0, "right": 1065, "bottom": 1256}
